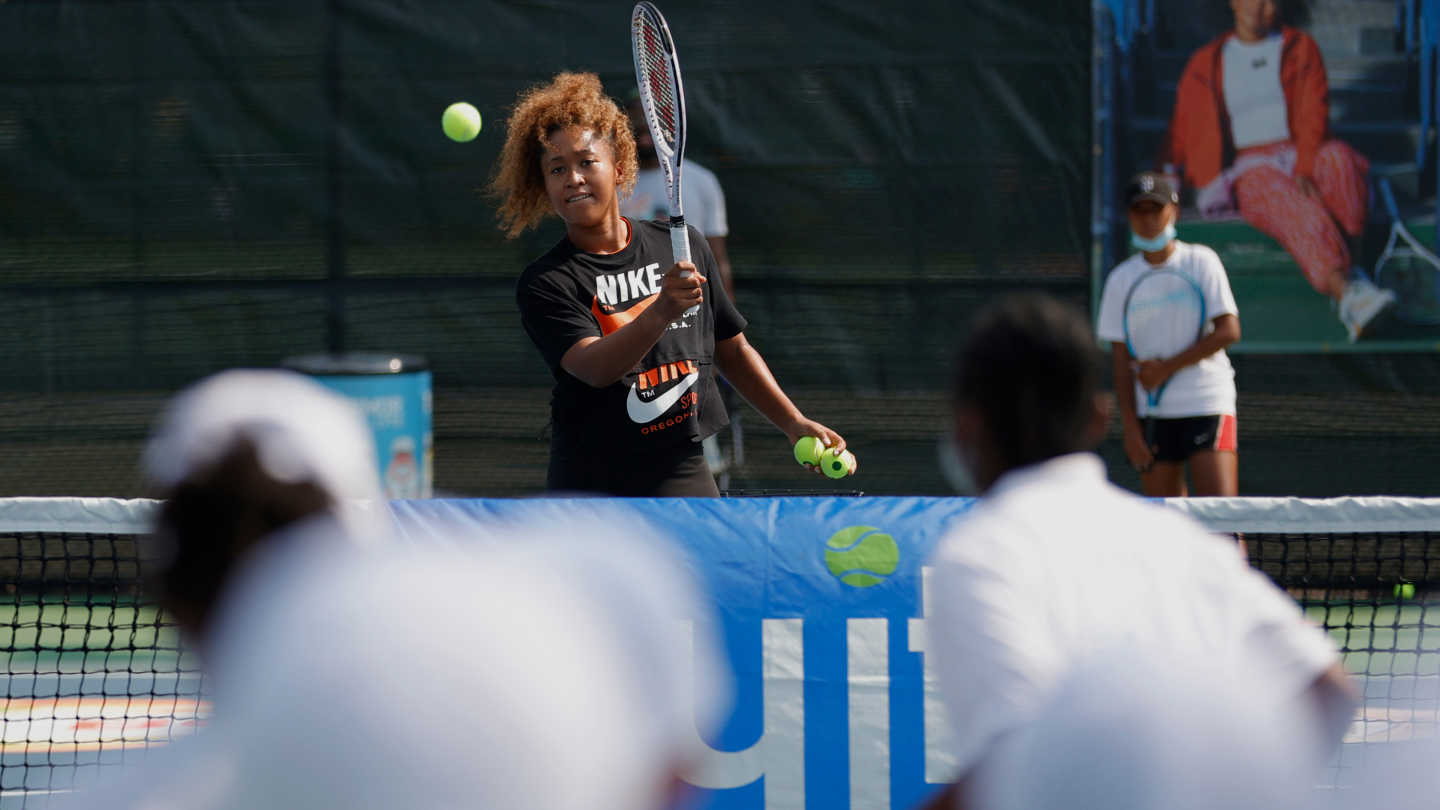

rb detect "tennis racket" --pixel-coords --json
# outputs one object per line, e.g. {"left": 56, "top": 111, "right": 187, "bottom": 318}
{"left": 1123, "top": 269, "right": 1207, "bottom": 447}
{"left": 1375, "top": 177, "right": 1440, "bottom": 325}
{"left": 631, "top": 1, "right": 694, "bottom": 298}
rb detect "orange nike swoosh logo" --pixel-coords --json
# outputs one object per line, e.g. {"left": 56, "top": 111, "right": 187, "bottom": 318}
{"left": 592, "top": 294, "right": 657, "bottom": 336}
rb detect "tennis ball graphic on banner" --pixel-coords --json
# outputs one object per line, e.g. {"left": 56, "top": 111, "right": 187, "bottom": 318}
{"left": 825, "top": 525, "right": 899, "bottom": 588}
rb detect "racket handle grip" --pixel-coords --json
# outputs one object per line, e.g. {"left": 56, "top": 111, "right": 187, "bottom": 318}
{"left": 671, "top": 223, "right": 692, "bottom": 277}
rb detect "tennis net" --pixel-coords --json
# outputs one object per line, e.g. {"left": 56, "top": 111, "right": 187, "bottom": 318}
{"left": 0, "top": 499, "right": 203, "bottom": 808}
{"left": 1168, "top": 496, "right": 1440, "bottom": 786}
{"left": 0, "top": 496, "right": 1437, "bottom": 804}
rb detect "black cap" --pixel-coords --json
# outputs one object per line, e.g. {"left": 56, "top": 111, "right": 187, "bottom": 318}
{"left": 1125, "top": 171, "right": 1178, "bottom": 208}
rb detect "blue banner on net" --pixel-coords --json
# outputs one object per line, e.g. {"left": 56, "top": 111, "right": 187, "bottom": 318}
{"left": 389, "top": 497, "right": 978, "bottom": 810}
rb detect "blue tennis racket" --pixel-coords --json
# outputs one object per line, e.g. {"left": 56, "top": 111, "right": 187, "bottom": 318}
{"left": 1123, "top": 269, "right": 1207, "bottom": 447}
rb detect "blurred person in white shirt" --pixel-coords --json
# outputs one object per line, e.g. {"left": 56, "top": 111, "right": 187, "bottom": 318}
{"left": 140, "top": 369, "right": 391, "bottom": 682}
{"left": 66, "top": 382, "right": 732, "bottom": 810}
{"left": 924, "top": 294, "right": 1354, "bottom": 810}
{"left": 973, "top": 649, "right": 1313, "bottom": 810}
{"left": 166, "top": 522, "right": 732, "bottom": 810}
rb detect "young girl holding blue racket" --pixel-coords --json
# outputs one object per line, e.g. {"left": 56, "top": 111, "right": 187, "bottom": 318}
{"left": 1096, "top": 172, "right": 1242, "bottom": 497}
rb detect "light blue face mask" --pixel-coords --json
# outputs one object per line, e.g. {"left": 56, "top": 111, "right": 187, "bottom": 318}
{"left": 1131, "top": 222, "right": 1177, "bottom": 253}
{"left": 937, "top": 429, "right": 980, "bottom": 496}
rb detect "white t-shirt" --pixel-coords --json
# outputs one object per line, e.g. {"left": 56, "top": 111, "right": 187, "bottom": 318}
{"left": 621, "top": 161, "right": 729, "bottom": 238}
{"left": 1223, "top": 33, "right": 1289, "bottom": 149}
{"left": 1096, "top": 241, "right": 1239, "bottom": 418}
{"left": 927, "top": 453, "right": 1338, "bottom": 778}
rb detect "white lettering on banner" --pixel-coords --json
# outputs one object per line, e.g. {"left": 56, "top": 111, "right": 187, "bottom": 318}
{"left": 627, "top": 267, "right": 653, "bottom": 298}
{"left": 907, "top": 567, "right": 959, "bottom": 784}
{"left": 596, "top": 274, "right": 619, "bottom": 306}
{"left": 354, "top": 395, "right": 405, "bottom": 430}
{"left": 848, "top": 619, "right": 890, "bottom": 810}
{"left": 680, "top": 619, "right": 806, "bottom": 810}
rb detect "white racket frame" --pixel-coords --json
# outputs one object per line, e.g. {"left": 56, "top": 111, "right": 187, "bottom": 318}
{"left": 1375, "top": 176, "right": 1440, "bottom": 325}
{"left": 631, "top": 2, "right": 692, "bottom": 274}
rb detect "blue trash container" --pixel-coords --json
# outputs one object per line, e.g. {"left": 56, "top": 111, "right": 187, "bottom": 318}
{"left": 282, "top": 353, "right": 432, "bottom": 499}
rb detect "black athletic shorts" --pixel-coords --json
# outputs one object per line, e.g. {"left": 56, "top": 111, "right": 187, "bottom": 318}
{"left": 1149, "top": 414, "right": 1238, "bottom": 462}
{"left": 546, "top": 439, "right": 721, "bottom": 497}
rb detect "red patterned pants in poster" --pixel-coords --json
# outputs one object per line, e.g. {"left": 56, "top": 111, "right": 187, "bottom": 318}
{"left": 1232, "top": 139, "right": 1370, "bottom": 296}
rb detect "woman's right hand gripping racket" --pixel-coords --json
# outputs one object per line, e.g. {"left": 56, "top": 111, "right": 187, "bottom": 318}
{"left": 1123, "top": 269, "right": 1207, "bottom": 454}
{"left": 631, "top": 2, "right": 701, "bottom": 317}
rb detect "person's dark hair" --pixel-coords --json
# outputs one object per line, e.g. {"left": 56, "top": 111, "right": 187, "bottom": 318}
{"left": 952, "top": 294, "right": 1100, "bottom": 470}
{"left": 150, "top": 437, "right": 331, "bottom": 637}
{"left": 1213, "top": 0, "right": 1311, "bottom": 29}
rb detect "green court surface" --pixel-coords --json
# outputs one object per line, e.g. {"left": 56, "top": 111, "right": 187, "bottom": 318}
{"left": 1307, "top": 600, "right": 1440, "bottom": 676}
{"left": 0, "top": 602, "right": 187, "bottom": 672}
{"left": 1176, "top": 218, "right": 1440, "bottom": 354}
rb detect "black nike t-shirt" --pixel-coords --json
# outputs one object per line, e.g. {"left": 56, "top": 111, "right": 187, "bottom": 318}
{"left": 516, "top": 219, "right": 747, "bottom": 453}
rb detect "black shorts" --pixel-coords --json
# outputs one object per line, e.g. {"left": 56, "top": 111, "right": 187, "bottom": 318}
{"left": 1149, "top": 414, "right": 1238, "bottom": 463}
{"left": 546, "top": 439, "right": 721, "bottom": 498}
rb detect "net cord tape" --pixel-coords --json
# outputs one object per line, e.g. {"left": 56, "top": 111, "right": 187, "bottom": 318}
{"left": 4, "top": 496, "right": 1440, "bottom": 536}
{"left": 1163, "top": 496, "right": 1440, "bottom": 534}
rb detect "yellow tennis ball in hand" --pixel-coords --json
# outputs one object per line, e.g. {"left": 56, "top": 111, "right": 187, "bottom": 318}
{"left": 442, "top": 102, "right": 481, "bottom": 142}
{"left": 794, "top": 436, "right": 825, "bottom": 466}
{"left": 823, "top": 449, "right": 855, "bottom": 479}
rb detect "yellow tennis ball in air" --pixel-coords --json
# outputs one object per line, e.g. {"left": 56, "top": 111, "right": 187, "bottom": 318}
{"left": 794, "top": 436, "right": 825, "bottom": 466}
{"left": 823, "top": 449, "right": 855, "bottom": 479}
{"left": 442, "top": 102, "right": 481, "bottom": 142}
{"left": 1396, "top": 582, "right": 1416, "bottom": 600}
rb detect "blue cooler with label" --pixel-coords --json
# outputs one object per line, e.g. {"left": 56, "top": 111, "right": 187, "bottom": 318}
{"left": 282, "top": 353, "right": 432, "bottom": 499}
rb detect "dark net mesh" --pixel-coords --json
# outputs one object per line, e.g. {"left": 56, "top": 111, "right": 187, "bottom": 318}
{"left": 0, "top": 532, "right": 203, "bottom": 808}
{"left": 1246, "top": 530, "right": 1440, "bottom": 785}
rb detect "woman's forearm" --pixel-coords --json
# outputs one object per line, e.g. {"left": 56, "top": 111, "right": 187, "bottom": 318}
{"left": 713, "top": 335, "right": 805, "bottom": 436}
{"left": 559, "top": 306, "right": 671, "bottom": 388}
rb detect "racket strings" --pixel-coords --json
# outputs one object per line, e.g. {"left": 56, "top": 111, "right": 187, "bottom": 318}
{"left": 638, "top": 32, "right": 677, "bottom": 140}
{"left": 1125, "top": 275, "right": 1206, "bottom": 361}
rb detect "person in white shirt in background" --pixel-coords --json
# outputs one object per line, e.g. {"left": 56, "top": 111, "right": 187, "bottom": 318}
{"left": 924, "top": 294, "right": 1354, "bottom": 810}
{"left": 624, "top": 88, "right": 741, "bottom": 478}
{"left": 1097, "top": 172, "right": 1241, "bottom": 497}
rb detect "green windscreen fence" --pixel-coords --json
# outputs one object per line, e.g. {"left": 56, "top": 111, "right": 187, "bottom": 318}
{"left": 0, "top": 0, "right": 1089, "bottom": 496}
{"left": 5, "top": 0, "right": 1438, "bottom": 498}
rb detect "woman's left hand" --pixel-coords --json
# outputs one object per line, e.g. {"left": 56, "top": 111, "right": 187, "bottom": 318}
{"left": 785, "top": 418, "right": 858, "bottom": 475}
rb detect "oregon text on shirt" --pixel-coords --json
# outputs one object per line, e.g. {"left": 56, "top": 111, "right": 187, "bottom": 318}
{"left": 925, "top": 453, "right": 1338, "bottom": 777}
{"left": 1096, "top": 241, "right": 1240, "bottom": 418}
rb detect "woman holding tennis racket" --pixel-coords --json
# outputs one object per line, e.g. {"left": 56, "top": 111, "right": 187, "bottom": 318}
{"left": 492, "top": 73, "right": 850, "bottom": 496}
{"left": 1096, "top": 172, "right": 1242, "bottom": 497}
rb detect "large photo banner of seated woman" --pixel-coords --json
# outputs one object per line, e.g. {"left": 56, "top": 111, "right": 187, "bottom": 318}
{"left": 1104, "top": 0, "right": 1440, "bottom": 350}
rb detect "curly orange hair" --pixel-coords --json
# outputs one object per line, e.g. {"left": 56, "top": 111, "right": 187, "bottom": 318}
{"left": 488, "top": 72, "right": 638, "bottom": 239}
